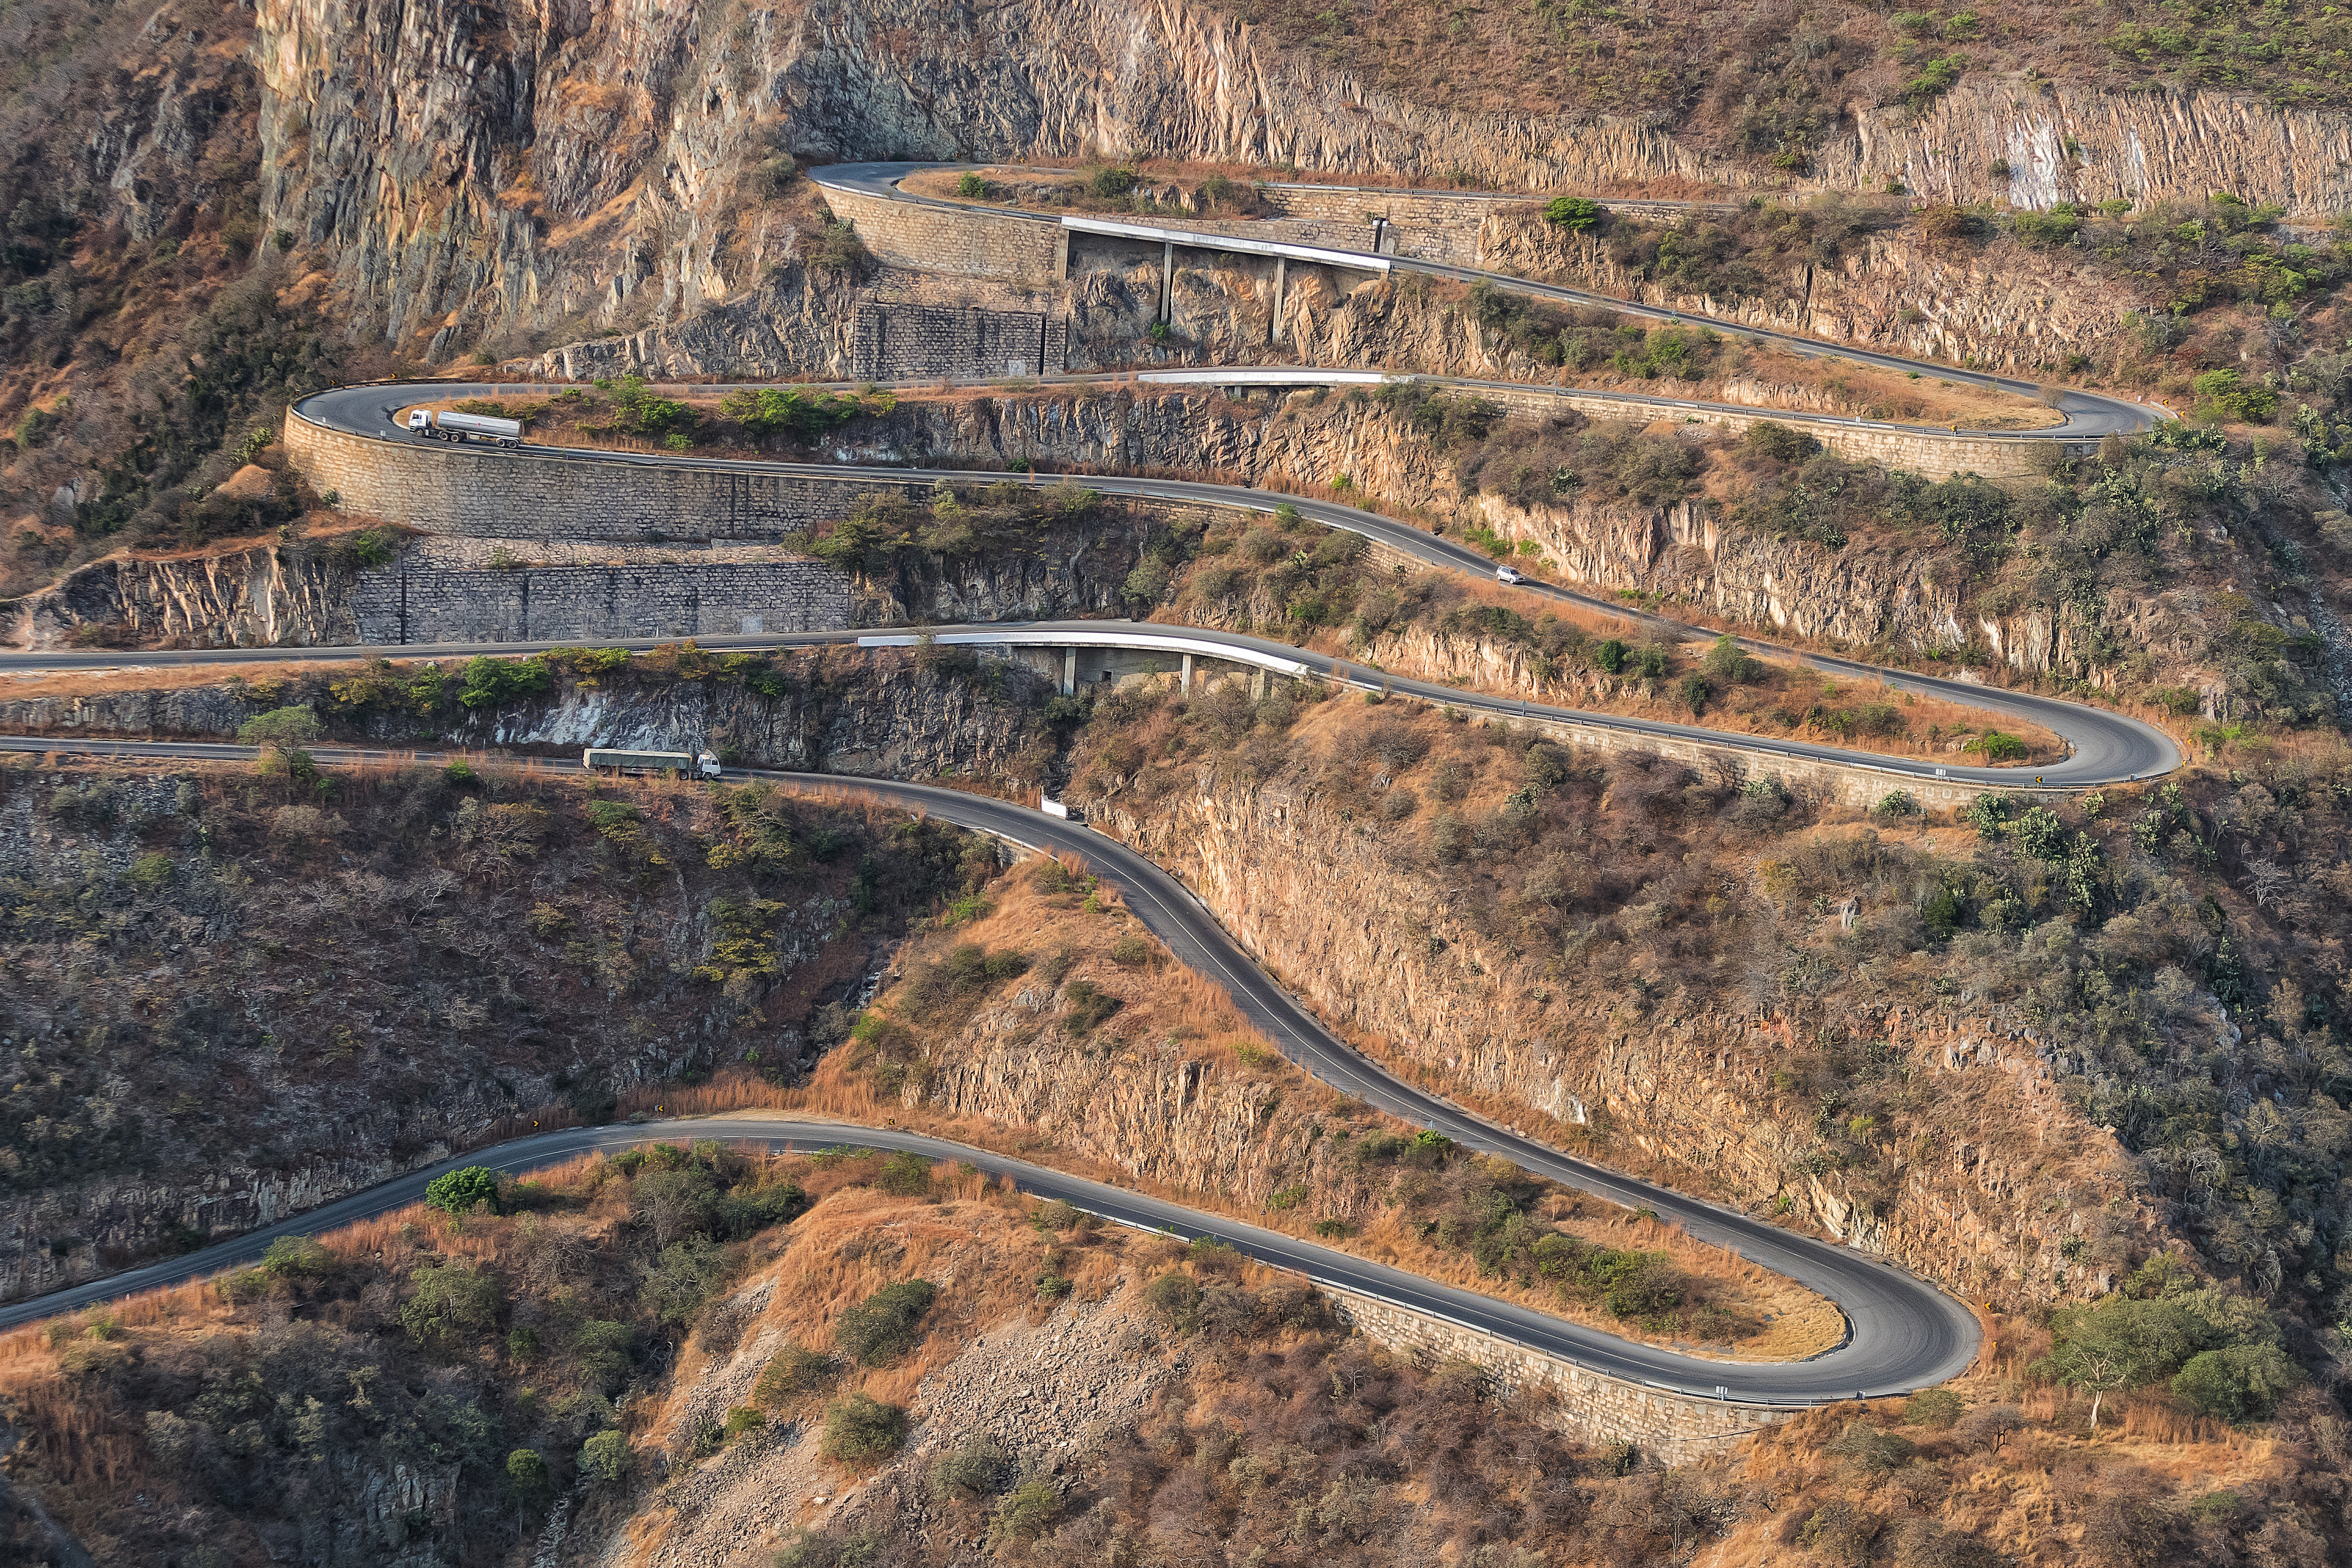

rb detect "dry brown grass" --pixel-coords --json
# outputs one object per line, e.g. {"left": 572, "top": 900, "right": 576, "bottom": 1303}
{"left": 745, "top": 869, "right": 1844, "bottom": 1362}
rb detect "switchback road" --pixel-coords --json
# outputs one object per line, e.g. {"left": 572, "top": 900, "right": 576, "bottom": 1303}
{"left": 266, "top": 387, "right": 2178, "bottom": 788}
{"left": 809, "top": 162, "right": 2161, "bottom": 444}
{"left": 0, "top": 738, "right": 1978, "bottom": 1403}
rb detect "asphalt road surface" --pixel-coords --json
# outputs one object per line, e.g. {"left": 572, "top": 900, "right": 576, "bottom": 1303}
{"left": 277, "top": 385, "right": 2179, "bottom": 788}
{"left": 0, "top": 739, "right": 1978, "bottom": 1402}
{"left": 809, "top": 162, "right": 2162, "bottom": 443}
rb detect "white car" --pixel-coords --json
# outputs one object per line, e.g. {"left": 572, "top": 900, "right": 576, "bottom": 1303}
{"left": 1495, "top": 565, "right": 1524, "bottom": 585}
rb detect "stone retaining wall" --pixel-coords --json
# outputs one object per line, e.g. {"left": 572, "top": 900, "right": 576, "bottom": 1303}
{"left": 851, "top": 303, "right": 1067, "bottom": 381}
{"left": 1324, "top": 1285, "right": 1804, "bottom": 1459}
{"left": 351, "top": 558, "right": 853, "bottom": 645}
{"left": 284, "top": 410, "right": 927, "bottom": 541}
{"left": 824, "top": 185, "right": 1066, "bottom": 281}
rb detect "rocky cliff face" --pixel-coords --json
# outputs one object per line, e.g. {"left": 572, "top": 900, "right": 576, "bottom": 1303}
{"left": 1, "top": 537, "right": 367, "bottom": 650}
{"left": 1075, "top": 774, "right": 2144, "bottom": 1309}
{"left": 1477, "top": 216, "right": 2140, "bottom": 377}
{"left": 0, "top": 762, "right": 914, "bottom": 1301}
{"left": 0, "top": 648, "right": 1053, "bottom": 782}
{"left": 841, "top": 389, "right": 2110, "bottom": 675}
{"left": 248, "top": 0, "right": 2352, "bottom": 370}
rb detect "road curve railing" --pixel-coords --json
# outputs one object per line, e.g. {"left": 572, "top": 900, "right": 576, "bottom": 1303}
{"left": 0, "top": 738, "right": 1980, "bottom": 1405}
{"left": 281, "top": 384, "right": 2183, "bottom": 789}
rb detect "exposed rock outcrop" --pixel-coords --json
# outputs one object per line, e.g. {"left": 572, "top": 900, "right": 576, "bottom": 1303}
{"left": 250, "top": 0, "right": 2352, "bottom": 372}
{"left": 1075, "top": 773, "right": 2147, "bottom": 1309}
{"left": 1, "top": 539, "right": 366, "bottom": 650}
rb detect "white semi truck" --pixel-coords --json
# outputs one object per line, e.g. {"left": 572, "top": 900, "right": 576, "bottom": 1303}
{"left": 583, "top": 747, "right": 723, "bottom": 780}
{"left": 406, "top": 407, "right": 523, "bottom": 448}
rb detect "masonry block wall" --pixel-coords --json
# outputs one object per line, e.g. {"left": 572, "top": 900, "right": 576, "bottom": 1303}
{"left": 285, "top": 411, "right": 936, "bottom": 541}
{"left": 852, "top": 303, "right": 1067, "bottom": 381}
{"left": 350, "top": 561, "right": 853, "bottom": 645}
{"left": 824, "top": 185, "right": 1065, "bottom": 280}
{"left": 1325, "top": 1287, "right": 1801, "bottom": 1460}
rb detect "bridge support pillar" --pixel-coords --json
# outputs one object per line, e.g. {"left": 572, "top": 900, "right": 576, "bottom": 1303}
{"left": 1062, "top": 648, "right": 1076, "bottom": 697}
{"left": 1251, "top": 668, "right": 1266, "bottom": 701}
{"left": 1270, "top": 257, "right": 1285, "bottom": 345}
{"left": 1055, "top": 229, "right": 1070, "bottom": 282}
{"left": 1160, "top": 242, "right": 1174, "bottom": 323}
{"left": 1181, "top": 652, "right": 1194, "bottom": 694}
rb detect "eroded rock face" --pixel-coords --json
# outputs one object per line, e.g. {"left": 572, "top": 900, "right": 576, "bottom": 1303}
{"left": 833, "top": 389, "right": 2126, "bottom": 676}
{"left": 1073, "top": 777, "right": 2147, "bottom": 1309}
{"left": 0, "top": 542, "right": 363, "bottom": 650}
{"left": 250, "top": 0, "right": 2352, "bottom": 367}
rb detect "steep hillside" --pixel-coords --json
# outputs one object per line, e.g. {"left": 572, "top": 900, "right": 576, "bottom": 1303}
{"left": 0, "top": 733, "right": 996, "bottom": 1301}
{"left": 1062, "top": 679, "right": 2352, "bottom": 1351}
{"left": 3, "top": 1139, "right": 2342, "bottom": 1568}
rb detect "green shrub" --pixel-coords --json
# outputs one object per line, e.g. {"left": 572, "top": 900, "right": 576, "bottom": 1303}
{"left": 1702, "top": 634, "right": 1766, "bottom": 683}
{"left": 1088, "top": 166, "right": 1139, "bottom": 199}
{"left": 2191, "top": 368, "right": 2278, "bottom": 423}
{"left": 753, "top": 1343, "right": 838, "bottom": 1404}
{"left": 2012, "top": 204, "right": 2082, "bottom": 248}
{"left": 1824, "top": 1421, "right": 1917, "bottom": 1475}
{"left": 1543, "top": 196, "right": 1603, "bottom": 232}
{"left": 1145, "top": 1271, "right": 1203, "bottom": 1329}
{"left": 572, "top": 1319, "right": 636, "bottom": 1391}
{"left": 834, "top": 1279, "right": 939, "bottom": 1366}
{"left": 425, "top": 1165, "right": 501, "bottom": 1216}
{"left": 809, "top": 221, "right": 868, "bottom": 275}
{"left": 399, "top": 1262, "right": 502, "bottom": 1351}
{"left": 723, "top": 1406, "right": 766, "bottom": 1439}
{"left": 580, "top": 1429, "right": 630, "bottom": 1483}
{"left": 1109, "top": 935, "right": 1154, "bottom": 966}
{"left": 932, "top": 1437, "right": 1014, "bottom": 1501}
{"left": 1593, "top": 638, "right": 1627, "bottom": 674}
{"left": 1602, "top": 1256, "right": 1685, "bottom": 1318}
{"left": 2172, "top": 1343, "right": 2299, "bottom": 1423}
{"left": 1060, "top": 980, "right": 1123, "bottom": 1034}
{"left": 1903, "top": 1388, "right": 1964, "bottom": 1429}
{"left": 1900, "top": 53, "right": 1966, "bottom": 111}
{"left": 875, "top": 1152, "right": 933, "bottom": 1197}
{"left": 956, "top": 173, "right": 987, "bottom": 198}
{"left": 261, "top": 1235, "right": 336, "bottom": 1279}
{"left": 990, "top": 1479, "right": 1063, "bottom": 1544}
{"left": 819, "top": 1393, "right": 908, "bottom": 1463}
{"left": 1966, "top": 730, "right": 2027, "bottom": 762}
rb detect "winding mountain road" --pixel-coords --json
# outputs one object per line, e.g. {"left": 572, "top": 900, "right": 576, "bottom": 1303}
{"left": 276, "top": 383, "right": 2180, "bottom": 788}
{"left": 0, "top": 738, "right": 1979, "bottom": 1403}
{"left": 809, "top": 162, "right": 2163, "bottom": 445}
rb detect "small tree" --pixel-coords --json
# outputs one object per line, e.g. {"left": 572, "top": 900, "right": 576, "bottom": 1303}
{"left": 579, "top": 1429, "right": 630, "bottom": 1483}
{"left": 237, "top": 706, "right": 321, "bottom": 747}
{"left": 2036, "top": 1298, "right": 2202, "bottom": 1431}
{"left": 505, "top": 1448, "right": 550, "bottom": 1499}
{"left": 425, "top": 1165, "right": 501, "bottom": 1216}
